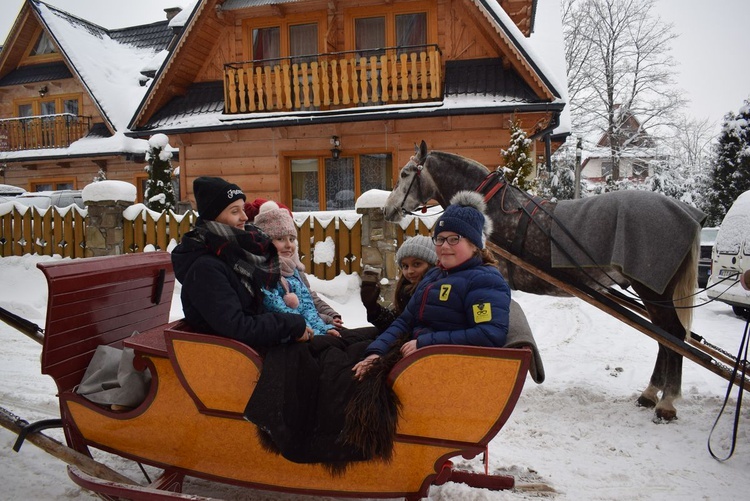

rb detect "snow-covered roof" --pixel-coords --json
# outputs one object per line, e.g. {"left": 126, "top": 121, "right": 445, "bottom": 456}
{"left": 0, "top": 1, "right": 176, "bottom": 162}
{"left": 477, "top": 0, "right": 570, "bottom": 136}
{"left": 34, "top": 1, "right": 169, "bottom": 131}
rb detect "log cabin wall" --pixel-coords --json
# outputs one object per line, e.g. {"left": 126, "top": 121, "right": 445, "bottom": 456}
{"left": 1, "top": 155, "right": 148, "bottom": 193}
{"left": 173, "top": 109, "right": 551, "bottom": 208}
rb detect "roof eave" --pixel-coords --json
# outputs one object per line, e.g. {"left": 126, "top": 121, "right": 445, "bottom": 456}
{"left": 127, "top": 101, "right": 566, "bottom": 138}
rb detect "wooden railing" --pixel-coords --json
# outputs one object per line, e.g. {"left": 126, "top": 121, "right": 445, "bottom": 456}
{"left": 223, "top": 45, "right": 442, "bottom": 114}
{"left": 0, "top": 204, "right": 87, "bottom": 258}
{"left": 0, "top": 114, "right": 92, "bottom": 151}
{"left": 0, "top": 204, "right": 432, "bottom": 280}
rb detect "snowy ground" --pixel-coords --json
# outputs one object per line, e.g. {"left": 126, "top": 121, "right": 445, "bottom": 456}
{"left": 1, "top": 254, "right": 748, "bottom": 500}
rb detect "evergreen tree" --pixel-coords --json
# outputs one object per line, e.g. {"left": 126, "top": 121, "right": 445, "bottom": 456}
{"left": 539, "top": 140, "right": 582, "bottom": 201}
{"left": 501, "top": 119, "right": 535, "bottom": 191}
{"left": 144, "top": 134, "right": 176, "bottom": 212}
{"left": 703, "top": 100, "right": 750, "bottom": 226}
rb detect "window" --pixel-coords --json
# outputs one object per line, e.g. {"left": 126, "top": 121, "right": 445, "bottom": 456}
{"left": 31, "top": 179, "right": 75, "bottom": 191}
{"left": 289, "top": 153, "right": 393, "bottom": 211}
{"left": 31, "top": 32, "right": 57, "bottom": 56}
{"left": 346, "top": 3, "right": 434, "bottom": 53}
{"left": 245, "top": 14, "right": 324, "bottom": 64}
{"left": 15, "top": 96, "right": 81, "bottom": 117}
{"left": 21, "top": 28, "right": 62, "bottom": 65}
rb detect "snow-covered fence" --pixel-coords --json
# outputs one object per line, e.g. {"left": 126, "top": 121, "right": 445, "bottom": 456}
{"left": 0, "top": 203, "right": 86, "bottom": 258}
{"left": 0, "top": 198, "right": 432, "bottom": 283}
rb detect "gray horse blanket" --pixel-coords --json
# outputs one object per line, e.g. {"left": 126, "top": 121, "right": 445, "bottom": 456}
{"left": 550, "top": 191, "right": 706, "bottom": 295}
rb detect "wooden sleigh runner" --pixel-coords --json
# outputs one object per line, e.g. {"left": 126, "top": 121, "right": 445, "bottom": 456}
{"left": 31, "top": 252, "right": 533, "bottom": 500}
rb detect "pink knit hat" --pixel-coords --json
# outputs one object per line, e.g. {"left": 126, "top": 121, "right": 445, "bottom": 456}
{"left": 253, "top": 201, "right": 296, "bottom": 238}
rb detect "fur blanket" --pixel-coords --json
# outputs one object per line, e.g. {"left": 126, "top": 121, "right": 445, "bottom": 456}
{"left": 550, "top": 190, "right": 705, "bottom": 295}
{"left": 243, "top": 336, "right": 402, "bottom": 473}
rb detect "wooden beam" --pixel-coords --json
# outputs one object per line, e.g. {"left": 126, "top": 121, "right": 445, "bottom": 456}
{"left": 92, "top": 159, "right": 108, "bottom": 171}
{"left": 21, "top": 164, "right": 36, "bottom": 170}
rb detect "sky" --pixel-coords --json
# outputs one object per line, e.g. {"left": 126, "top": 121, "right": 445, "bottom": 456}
{"left": 2, "top": 252, "right": 749, "bottom": 499}
{"left": 1, "top": 0, "right": 748, "bottom": 135}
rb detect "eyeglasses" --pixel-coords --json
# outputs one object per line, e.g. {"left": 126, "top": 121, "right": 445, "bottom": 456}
{"left": 432, "top": 235, "right": 463, "bottom": 246}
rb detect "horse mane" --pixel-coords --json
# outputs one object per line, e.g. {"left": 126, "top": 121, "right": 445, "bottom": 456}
{"left": 428, "top": 150, "right": 491, "bottom": 175}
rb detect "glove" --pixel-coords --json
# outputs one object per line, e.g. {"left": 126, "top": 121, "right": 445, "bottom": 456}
{"left": 360, "top": 276, "right": 381, "bottom": 312}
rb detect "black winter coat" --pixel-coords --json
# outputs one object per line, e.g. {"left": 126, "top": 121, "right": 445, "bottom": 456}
{"left": 171, "top": 231, "right": 306, "bottom": 348}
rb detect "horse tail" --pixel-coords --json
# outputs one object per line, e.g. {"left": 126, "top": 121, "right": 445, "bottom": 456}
{"left": 673, "top": 230, "right": 699, "bottom": 335}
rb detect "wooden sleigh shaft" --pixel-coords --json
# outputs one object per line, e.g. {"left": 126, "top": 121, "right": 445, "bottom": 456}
{"left": 35, "top": 252, "right": 531, "bottom": 499}
{"left": 489, "top": 241, "right": 750, "bottom": 392}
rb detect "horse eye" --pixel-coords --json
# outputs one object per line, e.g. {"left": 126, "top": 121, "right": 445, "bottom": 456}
{"left": 400, "top": 171, "right": 409, "bottom": 178}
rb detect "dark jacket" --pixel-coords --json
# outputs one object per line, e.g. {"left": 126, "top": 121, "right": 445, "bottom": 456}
{"left": 365, "top": 256, "right": 510, "bottom": 356}
{"left": 171, "top": 231, "right": 306, "bottom": 348}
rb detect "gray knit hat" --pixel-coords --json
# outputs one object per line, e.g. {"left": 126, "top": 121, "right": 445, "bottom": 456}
{"left": 396, "top": 235, "right": 438, "bottom": 266}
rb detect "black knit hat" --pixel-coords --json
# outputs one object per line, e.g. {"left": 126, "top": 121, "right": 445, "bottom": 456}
{"left": 193, "top": 176, "right": 246, "bottom": 221}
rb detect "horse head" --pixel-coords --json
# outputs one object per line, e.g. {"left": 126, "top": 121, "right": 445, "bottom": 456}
{"left": 383, "top": 140, "right": 438, "bottom": 222}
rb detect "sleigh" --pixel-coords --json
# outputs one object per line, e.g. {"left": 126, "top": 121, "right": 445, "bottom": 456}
{"left": 29, "top": 251, "right": 532, "bottom": 500}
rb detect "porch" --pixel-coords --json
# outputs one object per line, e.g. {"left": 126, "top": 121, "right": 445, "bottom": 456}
{"left": 223, "top": 45, "right": 442, "bottom": 114}
{"left": 0, "top": 114, "right": 92, "bottom": 151}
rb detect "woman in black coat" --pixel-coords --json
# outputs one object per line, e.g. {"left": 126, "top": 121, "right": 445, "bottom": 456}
{"left": 171, "top": 176, "right": 313, "bottom": 348}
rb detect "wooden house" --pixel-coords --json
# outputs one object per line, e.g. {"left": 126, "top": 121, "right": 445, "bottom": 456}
{"left": 581, "top": 108, "right": 662, "bottom": 182}
{"left": 0, "top": 0, "right": 178, "bottom": 199}
{"left": 131, "top": 0, "right": 569, "bottom": 210}
{"left": 1, "top": 0, "right": 569, "bottom": 211}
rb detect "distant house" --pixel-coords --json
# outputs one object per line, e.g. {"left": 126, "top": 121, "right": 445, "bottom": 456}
{"left": 2, "top": 0, "right": 570, "bottom": 211}
{"left": 580, "top": 107, "right": 661, "bottom": 182}
{"left": 0, "top": 0, "right": 178, "bottom": 199}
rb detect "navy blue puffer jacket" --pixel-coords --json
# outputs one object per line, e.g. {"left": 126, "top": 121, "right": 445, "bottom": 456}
{"left": 364, "top": 256, "right": 510, "bottom": 356}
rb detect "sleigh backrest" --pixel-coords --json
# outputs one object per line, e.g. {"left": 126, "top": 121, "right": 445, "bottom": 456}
{"left": 38, "top": 252, "right": 174, "bottom": 393}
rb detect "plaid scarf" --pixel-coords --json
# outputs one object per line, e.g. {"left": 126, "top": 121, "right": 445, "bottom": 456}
{"left": 194, "top": 221, "right": 281, "bottom": 298}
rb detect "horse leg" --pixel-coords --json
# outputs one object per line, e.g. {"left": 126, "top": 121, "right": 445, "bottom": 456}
{"left": 631, "top": 283, "right": 686, "bottom": 421}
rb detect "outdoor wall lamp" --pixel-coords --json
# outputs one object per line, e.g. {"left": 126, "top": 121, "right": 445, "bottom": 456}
{"left": 330, "top": 136, "right": 341, "bottom": 160}
{"left": 38, "top": 85, "right": 48, "bottom": 97}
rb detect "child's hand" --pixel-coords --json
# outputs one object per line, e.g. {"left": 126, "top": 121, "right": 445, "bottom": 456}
{"left": 326, "top": 329, "right": 341, "bottom": 337}
{"left": 352, "top": 354, "right": 380, "bottom": 380}
{"left": 331, "top": 316, "right": 344, "bottom": 328}
{"left": 400, "top": 340, "right": 418, "bottom": 357}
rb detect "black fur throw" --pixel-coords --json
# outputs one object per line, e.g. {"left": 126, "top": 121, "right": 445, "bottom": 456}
{"left": 341, "top": 335, "right": 406, "bottom": 463}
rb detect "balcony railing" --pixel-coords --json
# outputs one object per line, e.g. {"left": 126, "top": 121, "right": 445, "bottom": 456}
{"left": 223, "top": 45, "right": 442, "bottom": 114}
{"left": 0, "top": 114, "right": 92, "bottom": 152}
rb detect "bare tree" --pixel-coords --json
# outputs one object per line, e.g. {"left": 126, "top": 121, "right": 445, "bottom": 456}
{"left": 563, "top": 0, "right": 685, "bottom": 179}
{"left": 666, "top": 115, "right": 715, "bottom": 175}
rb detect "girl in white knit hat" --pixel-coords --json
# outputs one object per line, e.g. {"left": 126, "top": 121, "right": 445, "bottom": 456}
{"left": 253, "top": 201, "right": 343, "bottom": 337}
{"left": 360, "top": 235, "right": 437, "bottom": 333}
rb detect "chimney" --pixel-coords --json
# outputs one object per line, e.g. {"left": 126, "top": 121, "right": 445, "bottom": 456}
{"left": 164, "top": 7, "right": 182, "bottom": 21}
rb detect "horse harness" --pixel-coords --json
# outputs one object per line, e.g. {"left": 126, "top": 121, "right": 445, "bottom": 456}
{"left": 475, "top": 171, "right": 549, "bottom": 289}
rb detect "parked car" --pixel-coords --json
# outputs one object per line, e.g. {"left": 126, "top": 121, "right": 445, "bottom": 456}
{"left": 0, "top": 184, "right": 26, "bottom": 197}
{"left": 11, "top": 190, "right": 84, "bottom": 209}
{"left": 706, "top": 190, "right": 750, "bottom": 318}
{"left": 698, "top": 227, "right": 719, "bottom": 288}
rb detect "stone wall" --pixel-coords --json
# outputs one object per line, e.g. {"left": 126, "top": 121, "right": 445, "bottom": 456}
{"left": 84, "top": 200, "right": 130, "bottom": 257}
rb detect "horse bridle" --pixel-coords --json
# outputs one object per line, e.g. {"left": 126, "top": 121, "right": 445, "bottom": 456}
{"left": 397, "top": 158, "right": 431, "bottom": 216}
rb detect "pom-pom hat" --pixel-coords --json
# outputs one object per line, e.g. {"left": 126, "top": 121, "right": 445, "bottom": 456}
{"left": 253, "top": 201, "right": 297, "bottom": 238}
{"left": 396, "top": 235, "right": 438, "bottom": 266}
{"left": 193, "top": 176, "right": 245, "bottom": 221}
{"left": 433, "top": 191, "right": 493, "bottom": 249}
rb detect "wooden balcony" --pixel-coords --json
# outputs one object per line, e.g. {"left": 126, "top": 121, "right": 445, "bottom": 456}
{"left": 0, "top": 114, "right": 92, "bottom": 152}
{"left": 223, "top": 45, "right": 442, "bottom": 114}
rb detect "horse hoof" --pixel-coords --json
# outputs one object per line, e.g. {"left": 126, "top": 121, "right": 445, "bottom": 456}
{"left": 636, "top": 395, "right": 656, "bottom": 408}
{"left": 655, "top": 408, "right": 677, "bottom": 422}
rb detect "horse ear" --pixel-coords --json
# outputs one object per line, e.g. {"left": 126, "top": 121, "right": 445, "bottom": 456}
{"left": 419, "top": 140, "right": 427, "bottom": 159}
